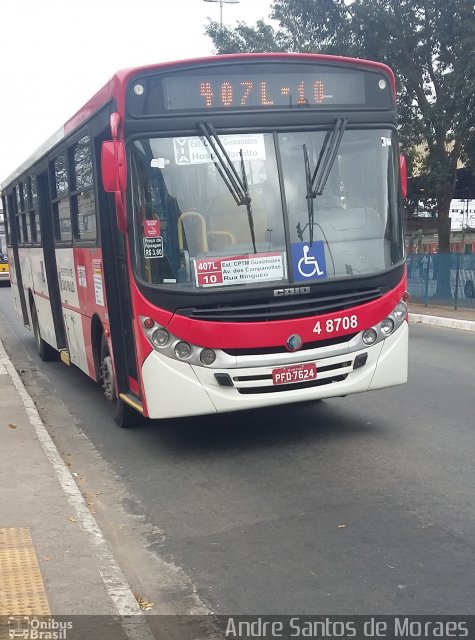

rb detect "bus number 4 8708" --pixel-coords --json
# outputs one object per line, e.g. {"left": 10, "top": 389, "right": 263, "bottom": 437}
{"left": 313, "top": 315, "right": 358, "bottom": 334}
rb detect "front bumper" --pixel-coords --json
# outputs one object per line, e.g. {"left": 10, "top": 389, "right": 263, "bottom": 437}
{"left": 141, "top": 322, "right": 408, "bottom": 419}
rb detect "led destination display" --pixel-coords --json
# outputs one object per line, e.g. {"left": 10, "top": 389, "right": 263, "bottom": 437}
{"left": 127, "top": 62, "right": 393, "bottom": 114}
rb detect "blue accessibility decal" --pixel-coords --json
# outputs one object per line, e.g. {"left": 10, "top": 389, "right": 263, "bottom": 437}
{"left": 291, "top": 241, "right": 327, "bottom": 281}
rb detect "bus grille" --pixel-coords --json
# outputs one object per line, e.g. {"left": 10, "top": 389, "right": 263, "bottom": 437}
{"left": 223, "top": 333, "right": 357, "bottom": 357}
{"left": 177, "top": 287, "right": 382, "bottom": 322}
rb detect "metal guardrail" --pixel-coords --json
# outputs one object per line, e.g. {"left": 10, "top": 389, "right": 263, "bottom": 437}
{"left": 406, "top": 252, "right": 475, "bottom": 309}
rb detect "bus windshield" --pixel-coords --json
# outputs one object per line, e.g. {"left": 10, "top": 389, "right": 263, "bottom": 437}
{"left": 130, "top": 127, "right": 403, "bottom": 290}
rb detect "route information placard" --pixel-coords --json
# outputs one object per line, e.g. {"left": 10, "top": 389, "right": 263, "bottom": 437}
{"left": 193, "top": 252, "right": 286, "bottom": 287}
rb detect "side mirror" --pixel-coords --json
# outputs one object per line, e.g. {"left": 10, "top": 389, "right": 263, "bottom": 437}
{"left": 399, "top": 155, "right": 407, "bottom": 199}
{"left": 101, "top": 140, "right": 127, "bottom": 233}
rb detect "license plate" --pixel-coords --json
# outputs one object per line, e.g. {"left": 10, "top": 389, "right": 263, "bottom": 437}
{"left": 272, "top": 363, "right": 317, "bottom": 385}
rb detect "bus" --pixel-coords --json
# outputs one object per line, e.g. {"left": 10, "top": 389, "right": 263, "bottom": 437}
{"left": 0, "top": 211, "right": 9, "bottom": 284}
{"left": 1, "top": 53, "right": 408, "bottom": 427}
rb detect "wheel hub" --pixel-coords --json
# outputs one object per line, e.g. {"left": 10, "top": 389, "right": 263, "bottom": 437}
{"left": 101, "top": 355, "right": 115, "bottom": 401}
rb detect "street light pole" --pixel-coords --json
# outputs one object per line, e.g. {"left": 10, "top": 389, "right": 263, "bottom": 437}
{"left": 203, "top": 0, "right": 240, "bottom": 27}
{"left": 461, "top": 189, "right": 471, "bottom": 253}
{"left": 454, "top": 190, "right": 471, "bottom": 309}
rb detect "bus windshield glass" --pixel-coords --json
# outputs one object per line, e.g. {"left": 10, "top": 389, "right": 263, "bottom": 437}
{"left": 130, "top": 128, "right": 403, "bottom": 290}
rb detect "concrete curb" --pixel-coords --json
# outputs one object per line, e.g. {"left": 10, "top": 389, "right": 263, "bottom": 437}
{"left": 408, "top": 313, "right": 475, "bottom": 332}
{"left": 0, "top": 338, "right": 155, "bottom": 639}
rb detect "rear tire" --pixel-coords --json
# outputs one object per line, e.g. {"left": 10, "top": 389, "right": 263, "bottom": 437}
{"left": 31, "top": 304, "right": 57, "bottom": 361}
{"left": 100, "top": 335, "right": 138, "bottom": 428}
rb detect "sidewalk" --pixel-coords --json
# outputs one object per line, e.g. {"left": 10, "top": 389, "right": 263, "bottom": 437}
{"left": 0, "top": 341, "right": 154, "bottom": 639}
{"left": 408, "top": 302, "right": 475, "bottom": 332}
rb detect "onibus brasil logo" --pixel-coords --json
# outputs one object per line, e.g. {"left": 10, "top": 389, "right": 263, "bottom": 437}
{"left": 8, "top": 616, "right": 72, "bottom": 639}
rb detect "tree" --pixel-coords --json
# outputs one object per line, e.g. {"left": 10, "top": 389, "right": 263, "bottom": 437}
{"left": 206, "top": 0, "right": 475, "bottom": 296}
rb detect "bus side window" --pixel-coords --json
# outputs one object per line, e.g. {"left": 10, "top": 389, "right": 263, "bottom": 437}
{"left": 71, "top": 135, "right": 97, "bottom": 243}
{"left": 51, "top": 153, "right": 72, "bottom": 244}
{"left": 28, "top": 175, "right": 41, "bottom": 243}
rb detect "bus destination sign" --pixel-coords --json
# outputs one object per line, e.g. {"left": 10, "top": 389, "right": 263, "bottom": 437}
{"left": 127, "top": 63, "right": 393, "bottom": 115}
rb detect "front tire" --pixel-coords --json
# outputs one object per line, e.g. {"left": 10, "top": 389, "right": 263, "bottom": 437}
{"left": 100, "top": 335, "right": 138, "bottom": 428}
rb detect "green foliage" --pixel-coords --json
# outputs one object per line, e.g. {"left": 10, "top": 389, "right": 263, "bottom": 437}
{"left": 205, "top": 0, "right": 475, "bottom": 250}
{"left": 205, "top": 19, "right": 286, "bottom": 53}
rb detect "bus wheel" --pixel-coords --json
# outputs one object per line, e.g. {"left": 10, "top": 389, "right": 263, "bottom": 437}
{"left": 100, "top": 336, "right": 136, "bottom": 428}
{"left": 464, "top": 280, "right": 475, "bottom": 298}
{"left": 31, "top": 303, "right": 57, "bottom": 361}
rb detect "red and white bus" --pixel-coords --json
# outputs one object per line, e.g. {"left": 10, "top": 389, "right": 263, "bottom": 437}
{"left": 1, "top": 53, "right": 408, "bottom": 427}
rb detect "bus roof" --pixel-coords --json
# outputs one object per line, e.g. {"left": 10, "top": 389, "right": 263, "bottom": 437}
{"left": 1, "top": 53, "right": 395, "bottom": 190}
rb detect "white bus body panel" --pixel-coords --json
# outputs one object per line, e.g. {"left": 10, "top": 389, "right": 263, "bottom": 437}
{"left": 9, "top": 261, "right": 23, "bottom": 321}
{"left": 55, "top": 248, "right": 89, "bottom": 374}
{"left": 18, "top": 248, "right": 33, "bottom": 291}
{"left": 29, "top": 247, "right": 58, "bottom": 349}
{"left": 141, "top": 322, "right": 408, "bottom": 419}
{"left": 368, "top": 321, "right": 408, "bottom": 389}
{"left": 15, "top": 248, "right": 58, "bottom": 349}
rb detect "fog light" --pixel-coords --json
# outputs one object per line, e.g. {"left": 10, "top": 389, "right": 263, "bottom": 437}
{"left": 353, "top": 353, "right": 368, "bottom": 370}
{"left": 200, "top": 348, "right": 216, "bottom": 365}
{"left": 151, "top": 328, "right": 169, "bottom": 348}
{"left": 381, "top": 318, "right": 395, "bottom": 335}
{"left": 362, "top": 328, "right": 378, "bottom": 345}
{"left": 215, "top": 373, "right": 234, "bottom": 387}
{"left": 175, "top": 341, "right": 192, "bottom": 359}
{"left": 393, "top": 301, "right": 407, "bottom": 319}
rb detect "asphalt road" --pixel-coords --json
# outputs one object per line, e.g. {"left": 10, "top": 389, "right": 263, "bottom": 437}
{"left": 0, "top": 286, "right": 474, "bottom": 615}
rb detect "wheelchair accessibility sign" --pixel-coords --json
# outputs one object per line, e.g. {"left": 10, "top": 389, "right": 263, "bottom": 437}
{"left": 291, "top": 241, "right": 327, "bottom": 281}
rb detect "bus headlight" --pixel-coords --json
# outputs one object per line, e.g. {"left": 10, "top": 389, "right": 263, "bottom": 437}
{"left": 151, "top": 328, "right": 169, "bottom": 348}
{"left": 200, "top": 348, "right": 216, "bottom": 365}
{"left": 174, "top": 341, "right": 192, "bottom": 360}
{"left": 393, "top": 301, "right": 407, "bottom": 320}
{"left": 362, "top": 328, "right": 378, "bottom": 345}
{"left": 380, "top": 318, "right": 395, "bottom": 336}
{"left": 358, "top": 297, "right": 407, "bottom": 349}
{"left": 140, "top": 317, "right": 222, "bottom": 366}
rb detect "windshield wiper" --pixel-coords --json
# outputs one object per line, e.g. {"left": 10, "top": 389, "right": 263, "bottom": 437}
{"left": 199, "top": 121, "right": 257, "bottom": 253}
{"left": 299, "top": 117, "right": 347, "bottom": 245}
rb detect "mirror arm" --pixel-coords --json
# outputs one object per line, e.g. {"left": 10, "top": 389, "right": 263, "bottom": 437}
{"left": 115, "top": 192, "right": 127, "bottom": 233}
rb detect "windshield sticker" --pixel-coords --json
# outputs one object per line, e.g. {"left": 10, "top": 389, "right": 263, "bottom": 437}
{"left": 151, "top": 158, "right": 167, "bottom": 169}
{"left": 291, "top": 242, "right": 327, "bottom": 281}
{"left": 173, "top": 134, "right": 266, "bottom": 166}
{"left": 144, "top": 219, "right": 161, "bottom": 237}
{"left": 143, "top": 236, "right": 164, "bottom": 259}
{"left": 193, "top": 252, "right": 285, "bottom": 287}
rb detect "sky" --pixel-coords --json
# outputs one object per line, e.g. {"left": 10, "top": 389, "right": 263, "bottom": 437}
{"left": 0, "top": 0, "right": 274, "bottom": 184}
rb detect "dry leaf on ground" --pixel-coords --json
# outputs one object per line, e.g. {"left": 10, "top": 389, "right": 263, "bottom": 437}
{"left": 134, "top": 591, "right": 154, "bottom": 611}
